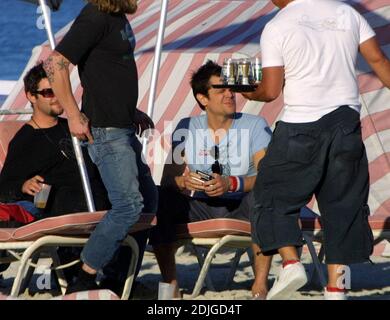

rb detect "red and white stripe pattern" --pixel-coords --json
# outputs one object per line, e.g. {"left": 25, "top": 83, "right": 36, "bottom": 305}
{"left": 1, "top": 0, "right": 389, "bottom": 217}
{"left": 0, "top": 289, "right": 120, "bottom": 300}
{"left": 51, "top": 289, "right": 120, "bottom": 300}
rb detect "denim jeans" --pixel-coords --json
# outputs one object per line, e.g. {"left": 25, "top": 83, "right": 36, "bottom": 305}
{"left": 81, "top": 126, "right": 157, "bottom": 271}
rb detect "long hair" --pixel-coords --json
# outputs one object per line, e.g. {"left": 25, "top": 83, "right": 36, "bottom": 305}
{"left": 87, "top": 0, "right": 138, "bottom": 14}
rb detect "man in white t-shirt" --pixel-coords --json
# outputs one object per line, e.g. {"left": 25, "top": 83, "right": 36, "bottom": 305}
{"left": 241, "top": 0, "right": 390, "bottom": 300}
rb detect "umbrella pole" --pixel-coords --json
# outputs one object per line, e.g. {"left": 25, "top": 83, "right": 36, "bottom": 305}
{"left": 38, "top": 0, "right": 96, "bottom": 212}
{"left": 142, "top": 0, "right": 169, "bottom": 156}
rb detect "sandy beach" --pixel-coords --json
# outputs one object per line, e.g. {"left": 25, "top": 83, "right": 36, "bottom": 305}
{"left": 1, "top": 240, "right": 389, "bottom": 300}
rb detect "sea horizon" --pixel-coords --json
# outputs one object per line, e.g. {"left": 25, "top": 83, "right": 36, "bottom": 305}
{"left": 0, "top": 0, "right": 84, "bottom": 81}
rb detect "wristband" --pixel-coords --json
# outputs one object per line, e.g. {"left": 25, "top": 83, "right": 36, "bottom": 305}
{"left": 228, "top": 176, "right": 244, "bottom": 192}
{"left": 228, "top": 176, "right": 238, "bottom": 192}
{"left": 237, "top": 176, "right": 244, "bottom": 192}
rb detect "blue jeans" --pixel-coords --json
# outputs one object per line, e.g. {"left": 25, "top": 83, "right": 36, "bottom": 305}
{"left": 81, "top": 127, "right": 157, "bottom": 271}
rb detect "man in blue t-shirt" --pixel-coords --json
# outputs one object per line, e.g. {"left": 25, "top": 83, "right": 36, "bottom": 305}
{"left": 149, "top": 60, "right": 273, "bottom": 299}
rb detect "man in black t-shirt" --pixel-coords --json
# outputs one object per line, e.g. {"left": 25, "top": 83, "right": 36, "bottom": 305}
{"left": 0, "top": 63, "right": 109, "bottom": 215}
{"left": 43, "top": 0, "right": 157, "bottom": 293}
{"left": 0, "top": 62, "right": 110, "bottom": 284}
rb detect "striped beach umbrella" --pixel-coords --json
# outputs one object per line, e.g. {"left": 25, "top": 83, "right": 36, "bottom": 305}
{"left": 1, "top": 0, "right": 390, "bottom": 218}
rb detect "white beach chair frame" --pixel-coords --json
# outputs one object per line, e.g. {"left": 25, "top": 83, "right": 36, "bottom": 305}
{"left": 0, "top": 234, "right": 139, "bottom": 299}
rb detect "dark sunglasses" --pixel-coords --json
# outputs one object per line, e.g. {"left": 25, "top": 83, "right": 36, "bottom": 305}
{"left": 33, "top": 88, "right": 55, "bottom": 98}
{"left": 211, "top": 145, "right": 223, "bottom": 175}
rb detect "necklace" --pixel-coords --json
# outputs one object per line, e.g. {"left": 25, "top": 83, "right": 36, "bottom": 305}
{"left": 30, "top": 117, "right": 70, "bottom": 160}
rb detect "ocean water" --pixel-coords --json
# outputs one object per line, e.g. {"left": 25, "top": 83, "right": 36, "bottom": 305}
{"left": 0, "top": 0, "right": 85, "bottom": 81}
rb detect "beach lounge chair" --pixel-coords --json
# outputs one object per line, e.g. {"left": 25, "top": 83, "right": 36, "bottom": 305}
{"left": 300, "top": 206, "right": 390, "bottom": 281}
{"left": 0, "top": 120, "right": 25, "bottom": 168}
{"left": 0, "top": 120, "right": 156, "bottom": 300}
{"left": 174, "top": 203, "right": 390, "bottom": 298}
{"left": 174, "top": 208, "right": 327, "bottom": 299}
{"left": 0, "top": 210, "right": 156, "bottom": 299}
{"left": 0, "top": 289, "right": 120, "bottom": 300}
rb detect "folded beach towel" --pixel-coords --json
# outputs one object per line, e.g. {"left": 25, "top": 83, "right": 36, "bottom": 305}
{"left": 0, "top": 203, "right": 36, "bottom": 226}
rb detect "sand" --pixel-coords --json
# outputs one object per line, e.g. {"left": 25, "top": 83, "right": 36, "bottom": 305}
{"left": 1, "top": 241, "right": 389, "bottom": 300}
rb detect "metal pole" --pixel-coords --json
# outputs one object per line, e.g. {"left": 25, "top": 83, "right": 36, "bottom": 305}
{"left": 142, "top": 0, "right": 169, "bottom": 155}
{"left": 38, "top": 0, "right": 56, "bottom": 49}
{"left": 38, "top": 0, "right": 96, "bottom": 212}
{"left": 0, "top": 109, "right": 33, "bottom": 115}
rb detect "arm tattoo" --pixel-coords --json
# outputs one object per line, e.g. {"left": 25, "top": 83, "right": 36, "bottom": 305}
{"left": 43, "top": 56, "right": 55, "bottom": 83}
{"left": 57, "top": 58, "right": 70, "bottom": 70}
{"left": 43, "top": 51, "right": 70, "bottom": 84}
{"left": 80, "top": 113, "right": 89, "bottom": 125}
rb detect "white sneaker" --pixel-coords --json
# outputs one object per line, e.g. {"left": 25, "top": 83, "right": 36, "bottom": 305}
{"left": 381, "top": 241, "right": 390, "bottom": 258}
{"left": 324, "top": 288, "right": 347, "bottom": 300}
{"left": 266, "top": 262, "right": 308, "bottom": 300}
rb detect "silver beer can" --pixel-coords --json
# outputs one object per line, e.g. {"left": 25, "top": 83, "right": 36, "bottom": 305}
{"left": 221, "top": 58, "right": 237, "bottom": 85}
{"left": 252, "top": 57, "right": 262, "bottom": 82}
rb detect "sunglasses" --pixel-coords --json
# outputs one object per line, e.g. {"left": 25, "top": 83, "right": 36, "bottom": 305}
{"left": 211, "top": 145, "right": 223, "bottom": 175}
{"left": 33, "top": 88, "right": 55, "bottom": 98}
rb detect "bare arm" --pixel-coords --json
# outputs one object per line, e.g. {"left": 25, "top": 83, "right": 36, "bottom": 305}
{"left": 244, "top": 148, "right": 266, "bottom": 192}
{"left": 43, "top": 51, "right": 93, "bottom": 143}
{"left": 359, "top": 37, "right": 390, "bottom": 88}
{"left": 241, "top": 66, "right": 284, "bottom": 102}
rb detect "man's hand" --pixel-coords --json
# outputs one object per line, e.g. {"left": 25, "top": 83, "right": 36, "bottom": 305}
{"left": 240, "top": 91, "right": 257, "bottom": 101}
{"left": 68, "top": 112, "right": 94, "bottom": 143}
{"left": 133, "top": 109, "right": 154, "bottom": 136}
{"left": 238, "top": 67, "right": 284, "bottom": 102}
{"left": 203, "top": 174, "right": 230, "bottom": 197}
{"left": 22, "top": 175, "right": 44, "bottom": 196}
{"left": 176, "top": 172, "right": 206, "bottom": 192}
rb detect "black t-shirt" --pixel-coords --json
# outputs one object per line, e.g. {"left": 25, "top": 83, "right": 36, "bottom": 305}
{"left": 0, "top": 118, "right": 109, "bottom": 216}
{"left": 56, "top": 3, "right": 138, "bottom": 128}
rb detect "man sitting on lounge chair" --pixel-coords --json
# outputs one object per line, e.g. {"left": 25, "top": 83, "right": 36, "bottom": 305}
{"left": 149, "top": 60, "right": 273, "bottom": 299}
{"left": 0, "top": 62, "right": 155, "bottom": 296}
{"left": 0, "top": 63, "right": 108, "bottom": 216}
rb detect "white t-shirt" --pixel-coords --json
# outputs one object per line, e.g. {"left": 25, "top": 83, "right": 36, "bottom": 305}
{"left": 260, "top": 0, "right": 376, "bottom": 123}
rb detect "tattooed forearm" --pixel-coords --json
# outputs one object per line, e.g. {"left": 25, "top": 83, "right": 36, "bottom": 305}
{"left": 43, "top": 56, "right": 55, "bottom": 83}
{"left": 43, "top": 51, "right": 70, "bottom": 84}
{"left": 80, "top": 112, "right": 89, "bottom": 125}
{"left": 57, "top": 58, "right": 70, "bottom": 70}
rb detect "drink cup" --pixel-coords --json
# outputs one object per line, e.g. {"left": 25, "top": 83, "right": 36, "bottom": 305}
{"left": 251, "top": 57, "right": 262, "bottom": 82}
{"left": 34, "top": 183, "right": 52, "bottom": 209}
{"left": 221, "top": 58, "right": 237, "bottom": 85}
{"left": 237, "top": 58, "right": 252, "bottom": 85}
{"left": 158, "top": 282, "right": 176, "bottom": 300}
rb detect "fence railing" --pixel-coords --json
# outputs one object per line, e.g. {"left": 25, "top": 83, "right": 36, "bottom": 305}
{"left": 0, "top": 109, "right": 33, "bottom": 115}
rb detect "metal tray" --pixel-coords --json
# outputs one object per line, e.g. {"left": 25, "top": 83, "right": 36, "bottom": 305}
{"left": 212, "top": 84, "right": 258, "bottom": 92}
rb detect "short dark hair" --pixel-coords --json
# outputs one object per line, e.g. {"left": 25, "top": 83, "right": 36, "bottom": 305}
{"left": 190, "top": 60, "right": 222, "bottom": 110}
{"left": 23, "top": 62, "right": 47, "bottom": 96}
